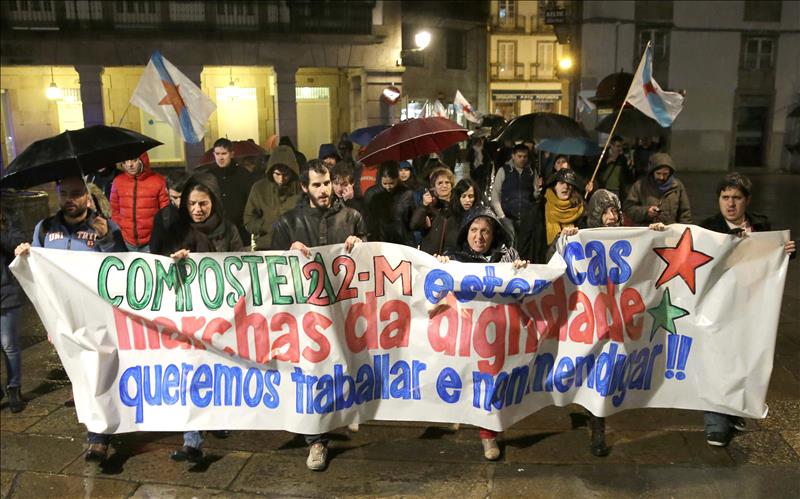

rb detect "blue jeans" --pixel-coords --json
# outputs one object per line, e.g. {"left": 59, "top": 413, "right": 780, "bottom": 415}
{"left": 304, "top": 433, "right": 329, "bottom": 446}
{"left": 87, "top": 432, "right": 110, "bottom": 444}
{"left": 704, "top": 411, "right": 731, "bottom": 434}
{"left": 1, "top": 306, "right": 21, "bottom": 387}
{"left": 184, "top": 431, "right": 204, "bottom": 450}
{"left": 125, "top": 242, "right": 150, "bottom": 253}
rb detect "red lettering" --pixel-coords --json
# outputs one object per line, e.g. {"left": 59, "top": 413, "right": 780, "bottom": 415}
{"left": 202, "top": 318, "right": 233, "bottom": 354}
{"left": 620, "top": 287, "right": 645, "bottom": 340}
{"left": 593, "top": 280, "right": 623, "bottom": 342}
{"left": 374, "top": 256, "right": 412, "bottom": 297}
{"left": 474, "top": 304, "right": 507, "bottom": 375}
{"left": 234, "top": 297, "right": 268, "bottom": 361}
{"left": 540, "top": 277, "right": 568, "bottom": 340}
{"left": 302, "top": 312, "right": 332, "bottom": 362}
{"left": 568, "top": 291, "right": 594, "bottom": 344}
{"left": 379, "top": 299, "right": 411, "bottom": 349}
{"left": 270, "top": 312, "right": 299, "bottom": 362}
{"left": 344, "top": 291, "right": 378, "bottom": 352}
{"left": 427, "top": 292, "right": 458, "bottom": 356}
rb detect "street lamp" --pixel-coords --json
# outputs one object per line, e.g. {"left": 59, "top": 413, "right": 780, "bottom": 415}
{"left": 558, "top": 56, "right": 573, "bottom": 71}
{"left": 414, "top": 30, "right": 431, "bottom": 50}
{"left": 45, "top": 67, "right": 63, "bottom": 101}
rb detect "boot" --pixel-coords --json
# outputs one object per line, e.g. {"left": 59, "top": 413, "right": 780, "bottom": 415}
{"left": 589, "top": 415, "right": 609, "bottom": 457}
{"left": 7, "top": 386, "right": 24, "bottom": 413}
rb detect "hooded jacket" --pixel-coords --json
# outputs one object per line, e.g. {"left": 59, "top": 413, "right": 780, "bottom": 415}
{"left": 623, "top": 160, "right": 692, "bottom": 225}
{"left": 244, "top": 145, "right": 301, "bottom": 250}
{"left": 270, "top": 197, "right": 367, "bottom": 250}
{"left": 585, "top": 189, "right": 622, "bottom": 229}
{"left": 446, "top": 206, "right": 519, "bottom": 263}
{"left": 110, "top": 153, "right": 169, "bottom": 246}
{"left": 158, "top": 173, "right": 245, "bottom": 255}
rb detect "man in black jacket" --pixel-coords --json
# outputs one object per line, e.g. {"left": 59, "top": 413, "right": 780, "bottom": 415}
{"left": 200, "top": 138, "right": 253, "bottom": 244}
{"left": 700, "top": 172, "right": 795, "bottom": 447}
{"left": 270, "top": 160, "right": 366, "bottom": 471}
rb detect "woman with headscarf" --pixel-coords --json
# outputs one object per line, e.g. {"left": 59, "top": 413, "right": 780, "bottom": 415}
{"left": 157, "top": 173, "right": 246, "bottom": 464}
{"left": 436, "top": 206, "right": 528, "bottom": 460}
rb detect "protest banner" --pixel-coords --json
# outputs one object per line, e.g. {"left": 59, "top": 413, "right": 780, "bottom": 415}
{"left": 10, "top": 225, "right": 790, "bottom": 434}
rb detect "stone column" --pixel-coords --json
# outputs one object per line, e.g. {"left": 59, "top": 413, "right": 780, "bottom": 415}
{"left": 75, "top": 65, "right": 105, "bottom": 127}
{"left": 181, "top": 65, "right": 206, "bottom": 170}
{"left": 274, "top": 65, "right": 298, "bottom": 146}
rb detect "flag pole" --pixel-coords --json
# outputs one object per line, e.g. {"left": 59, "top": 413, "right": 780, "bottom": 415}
{"left": 587, "top": 41, "right": 651, "bottom": 191}
{"left": 116, "top": 103, "right": 132, "bottom": 127}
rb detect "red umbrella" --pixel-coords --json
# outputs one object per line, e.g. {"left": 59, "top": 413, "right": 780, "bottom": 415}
{"left": 199, "top": 140, "right": 267, "bottom": 165}
{"left": 359, "top": 117, "right": 468, "bottom": 165}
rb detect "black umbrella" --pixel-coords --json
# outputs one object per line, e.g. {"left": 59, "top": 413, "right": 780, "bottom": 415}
{"left": 595, "top": 108, "right": 667, "bottom": 138}
{"left": 492, "top": 112, "right": 588, "bottom": 143}
{"left": 1, "top": 125, "right": 161, "bottom": 189}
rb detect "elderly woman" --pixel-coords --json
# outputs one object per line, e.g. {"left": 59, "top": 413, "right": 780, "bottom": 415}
{"left": 411, "top": 167, "right": 458, "bottom": 255}
{"left": 437, "top": 206, "right": 528, "bottom": 460}
{"left": 158, "top": 173, "right": 245, "bottom": 463}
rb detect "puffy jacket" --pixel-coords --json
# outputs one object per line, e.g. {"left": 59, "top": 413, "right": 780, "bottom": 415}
{"left": 623, "top": 162, "right": 692, "bottom": 226}
{"left": 110, "top": 153, "right": 169, "bottom": 246}
{"left": 271, "top": 197, "right": 367, "bottom": 250}
{"left": 244, "top": 146, "right": 300, "bottom": 250}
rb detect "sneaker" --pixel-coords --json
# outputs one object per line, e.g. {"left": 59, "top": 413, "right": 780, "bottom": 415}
{"left": 306, "top": 442, "right": 328, "bottom": 471}
{"left": 6, "top": 386, "right": 24, "bottom": 413}
{"left": 706, "top": 430, "right": 731, "bottom": 447}
{"left": 85, "top": 443, "right": 109, "bottom": 462}
{"left": 170, "top": 445, "right": 203, "bottom": 463}
{"left": 481, "top": 438, "right": 500, "bottom": 461}
{"left": 347, "top": 423, "right": 359, "bottom": 432}
{"left": 731, "top": 417, "right": 747, "bottom": 432}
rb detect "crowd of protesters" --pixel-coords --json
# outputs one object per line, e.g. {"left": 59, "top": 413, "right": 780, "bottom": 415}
{"left": 2, "top": 130, "right": 796, "bottom": 472}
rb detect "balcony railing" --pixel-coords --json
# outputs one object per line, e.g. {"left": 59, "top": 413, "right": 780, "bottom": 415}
{"left": 530, "top": 62, "right": 557, "bottom": 80}
{"left": 491, "top": 63, "right": 525, "bottom": 81}
{"left": 2, "top": 0, "right": 372, "bottom": 34}
{"left": 490, "top": 14, "right": 525, "bottom": 33}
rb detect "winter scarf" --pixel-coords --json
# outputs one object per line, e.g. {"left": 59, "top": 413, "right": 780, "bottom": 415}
{"left": 544, "top": 189, "right": 584, "bottom": 245}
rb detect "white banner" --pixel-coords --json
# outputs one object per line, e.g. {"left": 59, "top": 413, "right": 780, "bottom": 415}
{"left": 10, "top": 225, "right": 790, "bottom": 434}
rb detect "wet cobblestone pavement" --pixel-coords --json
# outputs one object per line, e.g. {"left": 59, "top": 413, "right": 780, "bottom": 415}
{"left": 1, "top": 172, "right": 799, "bottom": 498}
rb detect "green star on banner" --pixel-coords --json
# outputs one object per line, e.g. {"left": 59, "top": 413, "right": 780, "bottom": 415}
{"left": 647, "top": 288, "right": 690, "bottom": 341}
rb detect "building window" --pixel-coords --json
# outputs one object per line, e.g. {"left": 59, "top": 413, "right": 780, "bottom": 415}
{"left": 744, "top": 0, "right": 781, "bottom": 22}
{"left": 742, "top": 37, "right": 775, "bottom": 70}
{"left": 497, "top": 41, "right": 517, "bottom": 79}
{"left": 446, "top": 29, "right": 466, "bottom": 70}
{"left": 402, "top": 23, "right": 424, "bottom": 67}
{"left": 536, "top": 41, "right": 555, "bottom": 79}
{"left": 638, "top": 28, "right": 670, "bottom": 84}
{"left": 498, "top": 0, "right": 516, "bottom": 24}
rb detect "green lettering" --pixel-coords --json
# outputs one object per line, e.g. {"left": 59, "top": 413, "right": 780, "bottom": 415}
{"left": 198, "top": 257, "right": 224, "bottom": 310}
{"left": 154, "top": 260, "right": 180, "bottom": 312}
{"left": 266, "top": 255, "right": 292, "bottom": 305}
{"left": 241, "top": 255, "right": 264, "bottom": 306}
{"left": 179, "top": 258, "right": 197, "bottom": 311}
{"left": 127, "top": 258, "right": 153, "bottom": 311}
{"left": 288, "top": 255, "right": 306, "bottom": 304}
{"left": 224, "top": 256, "right": 246, "bottom": 307}
{"left": 97, "top": 256, "right": 124, "bottom": 306}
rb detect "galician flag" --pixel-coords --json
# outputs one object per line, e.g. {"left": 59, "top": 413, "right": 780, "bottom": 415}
{"left": 454, "top": 90, "right": 481, "bottom": 123}
{"left": 626, "top": 42, "right": 684, "bottom": 127}
{"left": 130, "top": 51, "right": 216, "bottom": 144}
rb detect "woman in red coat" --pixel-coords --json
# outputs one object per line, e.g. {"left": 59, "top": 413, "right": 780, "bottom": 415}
{"left": 110, "top": 152, "right": 169, "bottom": 252}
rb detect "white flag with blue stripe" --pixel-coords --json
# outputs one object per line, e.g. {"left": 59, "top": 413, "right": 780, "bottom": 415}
{"left": 130, "top": 51, "right": 216, "bottom": 144}
{"left": 627, "top": 42, "right": 684, "bottom": 127}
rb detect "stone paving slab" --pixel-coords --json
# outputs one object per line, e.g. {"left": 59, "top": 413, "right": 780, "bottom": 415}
{"left": 131, "top": 483, "right": 266, "bottom": 498}
{"left": 5, "top": 471, "right": 137, "bottom": 498}
{"left": 231, "top": 452, "right": 491, "bottom": 498}
{"left": 0, "top": 433, "right": 84, "bottom": 474}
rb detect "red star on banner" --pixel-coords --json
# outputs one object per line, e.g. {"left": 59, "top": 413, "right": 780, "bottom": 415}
{"left": 653, "top": 227, "right": 713, "bottom": 294}
{"left": 643, "top": 81, "right": 656, "bottom": 96}
{"left": 159, "top": 80, "right": 185, "bottom": 117}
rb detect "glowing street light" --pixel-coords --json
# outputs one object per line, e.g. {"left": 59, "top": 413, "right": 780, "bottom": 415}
{"left": 558, "top": 56, "right": 574, "bottom": 71}
{"left": 45, "top": 67, "right": 63, "bottom": 101}
{"left": 414, "top": 30, "right": 431, "bottom": 50}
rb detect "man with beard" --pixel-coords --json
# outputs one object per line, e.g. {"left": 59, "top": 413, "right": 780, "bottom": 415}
{"left": 14, "top": 175, "right": 126, "bottom": 463}
{"left": 623, "top": 152, "right": 692, "bottom": 226}
{"left": 244, "top": 145, "right": 300, "bottom": 250}
{"left": 270, "top": 160, "right": 367, "bottom": 471}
